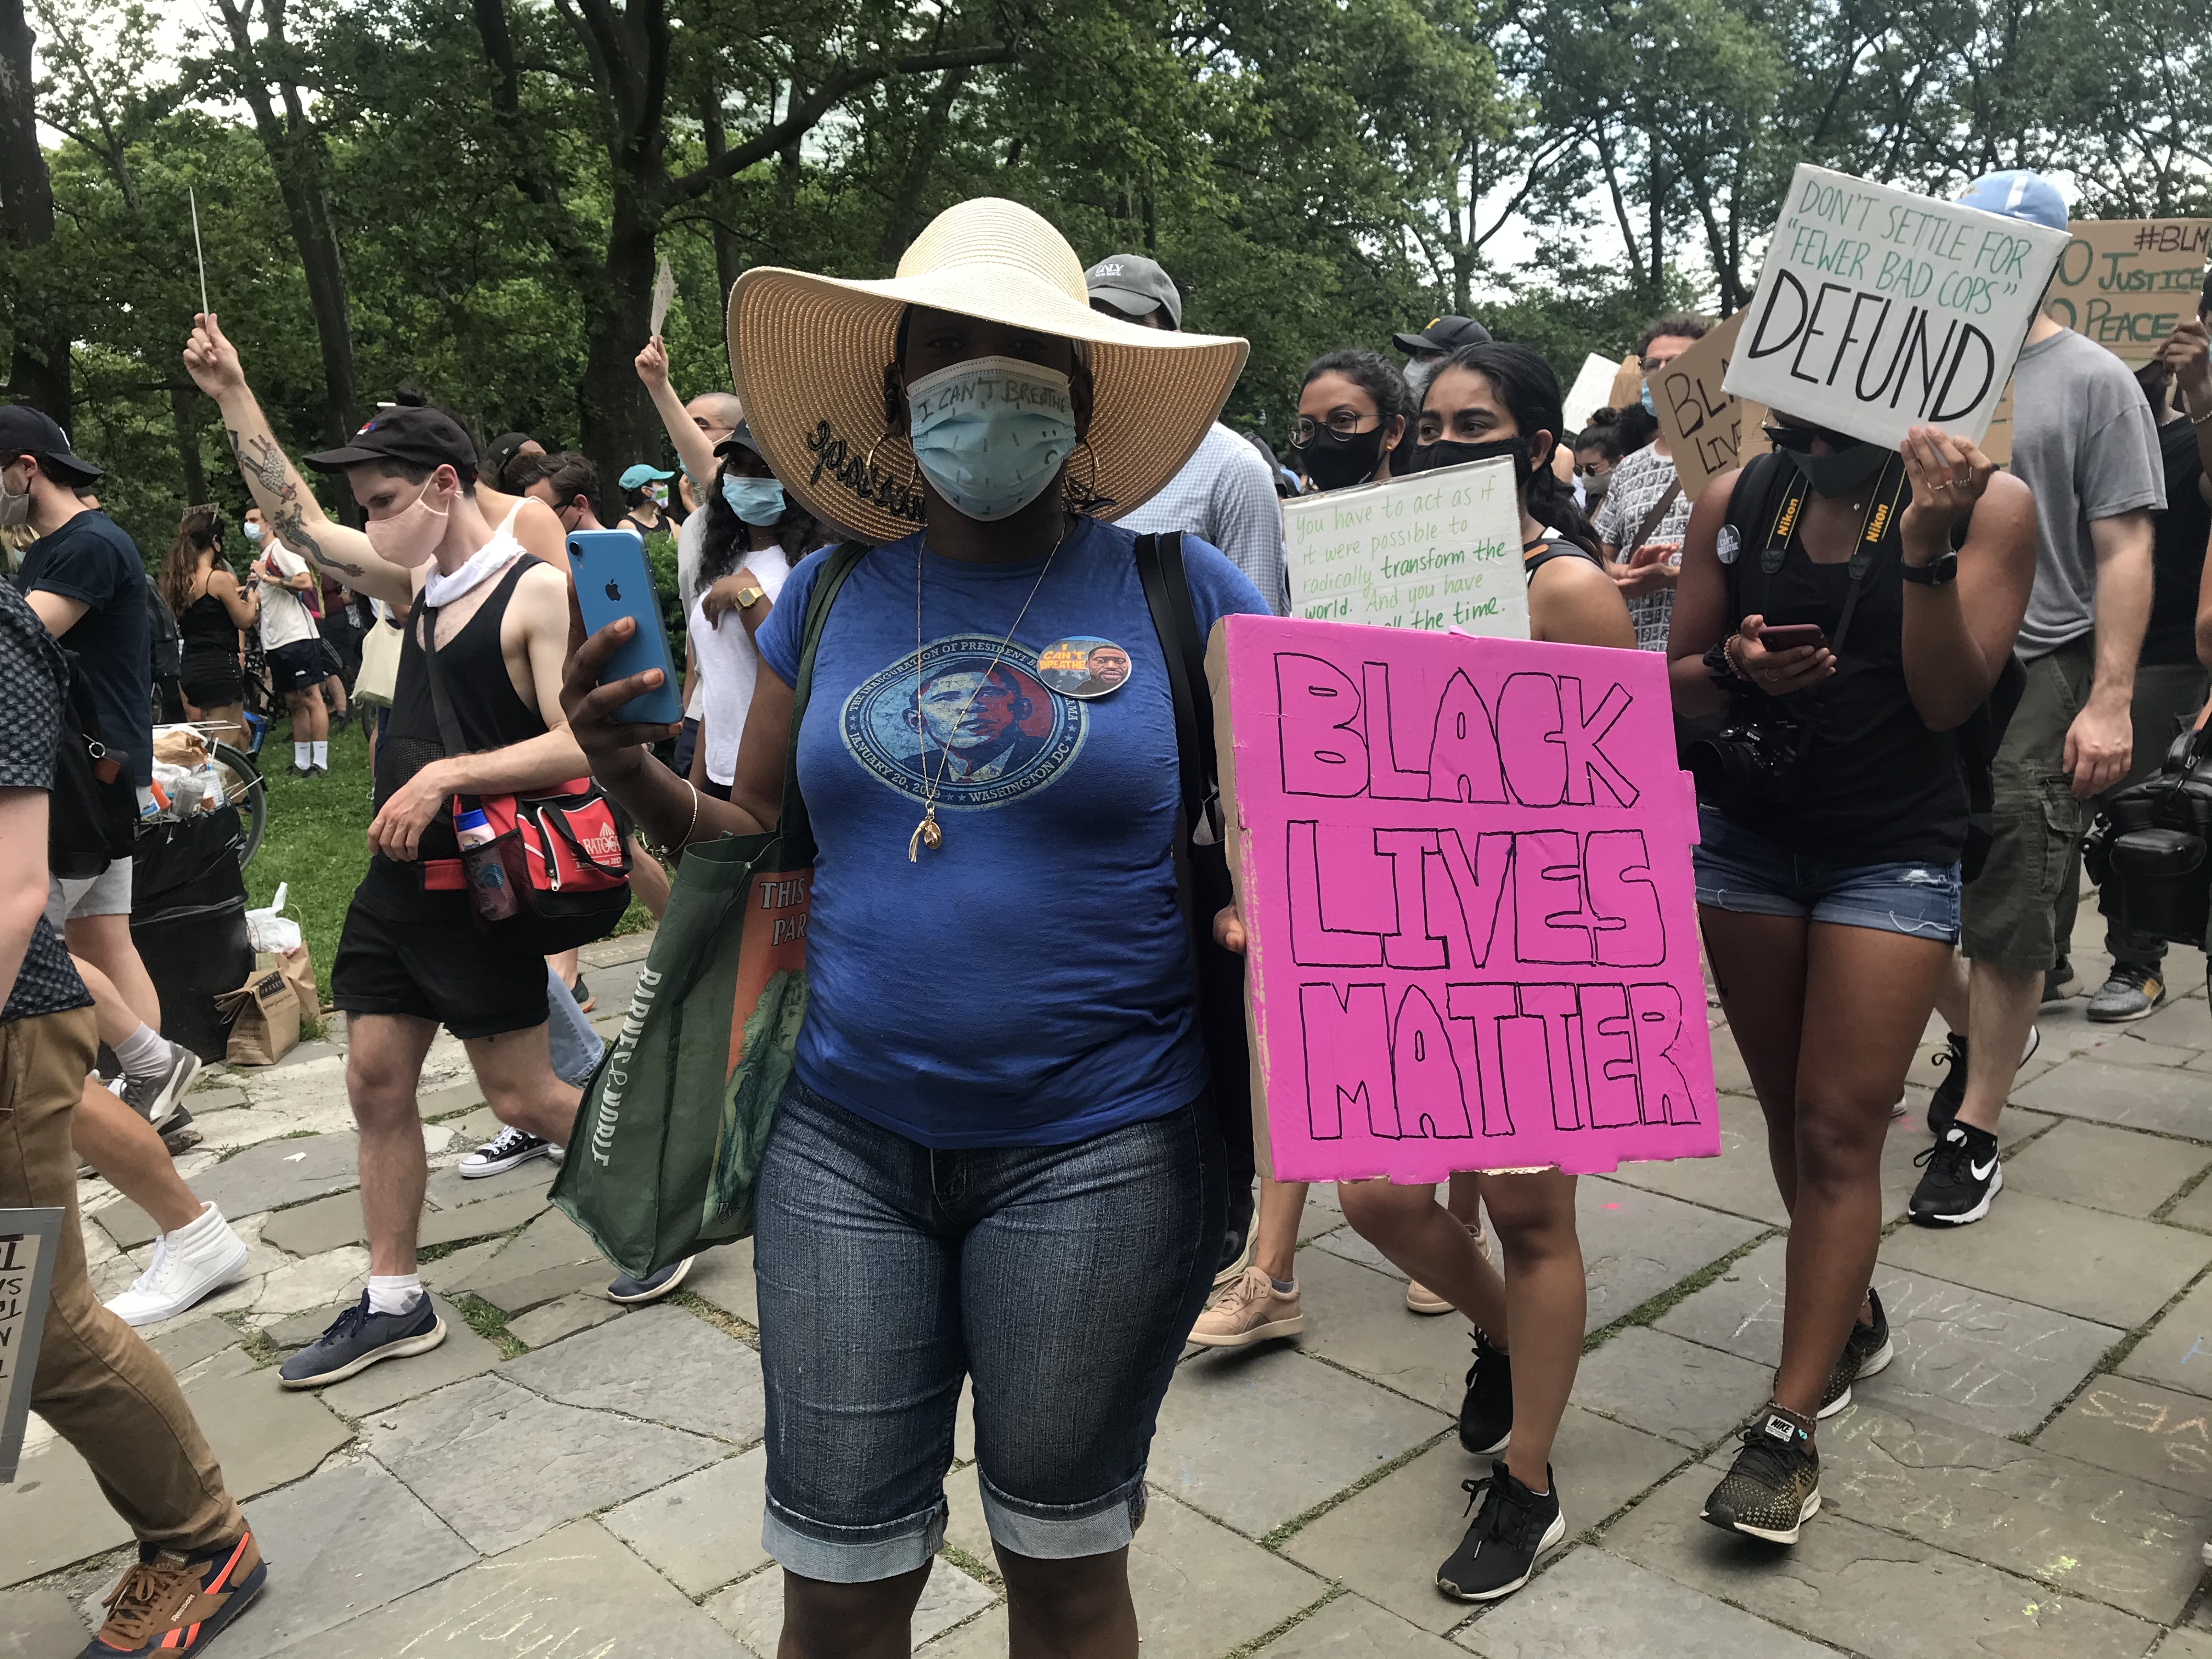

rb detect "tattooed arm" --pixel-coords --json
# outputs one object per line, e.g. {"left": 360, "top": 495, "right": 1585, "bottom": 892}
{"left": 182, "top": 312, "right": 419, "bottom": 610}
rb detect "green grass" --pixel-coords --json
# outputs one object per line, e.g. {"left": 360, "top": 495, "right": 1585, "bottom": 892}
{"left": 239, "top": 708, "right": 654, "bottom": 1005}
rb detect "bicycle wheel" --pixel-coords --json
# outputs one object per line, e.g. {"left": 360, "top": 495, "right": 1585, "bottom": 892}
{"left": 208, "top": 741, "right": 268, "bottom": 868}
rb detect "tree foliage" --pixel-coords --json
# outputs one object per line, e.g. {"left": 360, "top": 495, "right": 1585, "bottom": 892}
{"left": 2, "top": 0, "right": 2205, "bottom": 555}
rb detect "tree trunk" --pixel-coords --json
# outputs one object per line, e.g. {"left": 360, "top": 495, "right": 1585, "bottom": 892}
{"left": 0, "top": 0, "right": 70, "bottom": 424}
{"left": 874, "top": 67, "right": 971, "bottom": 266}
{"left": 699, "top": 88, "right": 744, "bottom": 305}
{"left": 214, "top": 0, "right": 356, "bottom": 450}
{"left": 575, "top": 180, "right": 662, "bottom": 495}
{"left": 171, "top": 384, "right": 208, "bottom": 504}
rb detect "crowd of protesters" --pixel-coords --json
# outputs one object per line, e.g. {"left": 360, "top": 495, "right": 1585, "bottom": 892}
{"left": 2, "top": 162, "right": 2209, "bottom": 1659}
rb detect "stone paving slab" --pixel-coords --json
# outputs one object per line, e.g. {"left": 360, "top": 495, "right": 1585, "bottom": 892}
{"left": 461, "top": 1206, "right": 610, "bottom": 1312}
{"left": 421, "top": 1155, "right": 553, "bottom": 1212}
{"left": 417, "top": 1237, "right": 504, "bottom": 1294}
{"left": 1576, "top": 1178, "right": 1763, "bottom": 1334}
{"left": 0, "top": 1585, "right": 86, "bottom": 1658}
{"left": 2136, "top": 996, "right": 2212, "bottom": 1051}
{"left": 919, "top": 1606, "right": 1011, "bottom": 1657}
{"left": 182, "top": 1364, "right": 353, "bottom": 1499}
{"left": 1605, "top": 1465, "right": 2162, "bottom": 1659}
{"left": 272, "top": 1519, "right": 747, "bottom": 1658}
{"left": 2000, "top": 1119, "right": 2212, "bottom": 1218}
{"left": 0, "top": 1443, "right": 132, "bottom": 1586}
{"left": 1279, "top": 1410, "right": 1688, "bottom": 1634}
{"left": 508, "top": 1291, "right": 624, "bottom": 1348}
{"left": 2016, "top": 1057, "right": 2212, "bottom": 1139}
{"left": 1260, "top": 1590, "right": 1463, "bottom": 1656}
{"left": 1455, "top": 1544, "right": 1833, "bottom": 1658}
{"left": 216, "top": 1458, "right": 477, "bottom": 1659}
{"left": 100, "top": 1133, "right": 367, "bottom": 1249}
{"left": 2157, "top": 1632, "right": 2212, "bottom": 1658}
{"left": 256, "top": 1192, "right": 365, "bottom": 1257}
{"left": 1153, "top": 1344, "right": 1448, "bottom": 1536}
{"left": 502, "top": 1303, "right": 766, "bottom": 1444}
{"left": 1605, "top": 1097, "right": 1790, "bottom": 1227}
{"left": 2039, "top": 1374, "right": 2212, "bottom": 1499}
{"left": 686, "top": 1236, "right": 759, "bottom": 1327}
{"left": 709, "top": 1558, "right": 995, "bottom": 1654}
{"left": 1291, "top": 1246, "right": 1479, "bottom": 1417}
{"left": 603, "top": 1447, "right": 767, "bottom": 1596}
{"left": 2169, "top": 1176, "right": 2212, "bottom": 1234}
{"left": 363, "top": 1374, "right": 722, "bottom": 1554}
{"left": 242, "top": 1247, "right": 371, "bottom": 1320}
{"left": 2119, "top": 1273, "right": 2212, "bottom": 1401}
{"left": 1127, "top": 1490, "right": 1327, "bottom": 1658}
{"left": 1877, "top": 1191, "right": 2212, "bottom": 1328}
{"left": 1818, "top": 1400, "right": 2212, "bottom": 1623}
{"left": 1655, "top": 1237, "right": 2123, "bottom": 1438}
{"left": 320, "top": 1297, "right": 501, "bottom": 1417}
{"left": 146, "top": 1314, "right": 241, "bottom": 1374}
{"left": 1570, "top": 1326, "right": 1772, "bottom": 1449}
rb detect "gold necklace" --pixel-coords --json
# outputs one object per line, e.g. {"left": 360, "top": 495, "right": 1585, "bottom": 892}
{"left": 907, "top": 520, "right": 1070, "bottom": 861}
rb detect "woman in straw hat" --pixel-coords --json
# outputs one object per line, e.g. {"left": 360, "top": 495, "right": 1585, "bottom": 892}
{"left": 564, "top": 198, "right": 1266, "bottom": 1655}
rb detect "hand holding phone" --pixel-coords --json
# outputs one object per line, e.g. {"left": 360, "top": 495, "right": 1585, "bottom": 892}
{"left": 568, "top": 529, "right": 683, "bottom": 726}
{"left": 1757, "top": 623, "right": 1827, "bottom": 652}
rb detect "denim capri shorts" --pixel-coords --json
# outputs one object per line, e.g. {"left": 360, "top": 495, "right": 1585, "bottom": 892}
{"left": 1692, "top": 806, "right": 1961, "bottom": 941}
{"left": 752, "top": 1076, "right": 1224, "bottom": 1582}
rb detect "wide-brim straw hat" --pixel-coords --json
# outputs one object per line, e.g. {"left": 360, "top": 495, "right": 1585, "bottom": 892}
{"left": 726, "top": 198, "right": 1250, "bottom": 544}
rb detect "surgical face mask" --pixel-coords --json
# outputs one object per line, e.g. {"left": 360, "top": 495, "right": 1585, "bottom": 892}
{"left": 722, "top": 474, "right": 786, "bottom": 526}
{"left": 1414, "top": 435, "right": 1532, "bottom": 488}
{"left": 1296, "top": 425, "right": 1388, "bottom": 493}
{"left": 1578, "top": 466, "right": 1612, "bottom": 504}
{"left": 242, "top": 521, "right": 263, "bottom": 543}
{"left": 0, "top": 464, "right": 29, "bottom": 529}
{"left": 363, "top": 479, "right": 450, "bottom": 568}
{"left": 1784, "top": 441, "right": 1891, "bottom": 498}
{"left": 905, "top": 356, "right": 1077, "bottom": 521}
{"left": 1638, "top": 381, "right": 1656, "bottom": 414}
{"left": 1403, "top": 359, "right": 1438, "bottom": 403}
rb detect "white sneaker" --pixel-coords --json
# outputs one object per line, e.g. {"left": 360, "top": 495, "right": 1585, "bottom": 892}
{"left": 104, "top": 1204, "right": 250, "bottom": 1327}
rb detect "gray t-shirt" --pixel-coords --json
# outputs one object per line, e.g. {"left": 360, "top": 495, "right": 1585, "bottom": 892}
{"left": 2009, "top": 328, "right": 2165, "bottom": 660}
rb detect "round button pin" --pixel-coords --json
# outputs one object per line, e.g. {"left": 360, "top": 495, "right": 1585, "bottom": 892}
{"left": 1035, "top": 636, "right": 1132, "bottom": 699}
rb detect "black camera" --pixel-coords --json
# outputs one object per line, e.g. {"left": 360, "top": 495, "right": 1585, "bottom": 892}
{"left": 1684, "top": 706, "right": 1814, "bottom": 808}
{"left": 2085, "top": 727, "right": 2212, "bottom": 950}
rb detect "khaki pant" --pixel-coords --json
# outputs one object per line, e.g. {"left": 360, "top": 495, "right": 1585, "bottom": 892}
{"left": 0, "top": 1006, "right": 242, "bottom": 1551}
{"left": 1962, "top": 641, "right": 2093, "bottom": 973}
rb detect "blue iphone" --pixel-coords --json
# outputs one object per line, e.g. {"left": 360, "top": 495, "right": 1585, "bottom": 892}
{"left": 568, "top": 529, "right": 683, "bottom": 726}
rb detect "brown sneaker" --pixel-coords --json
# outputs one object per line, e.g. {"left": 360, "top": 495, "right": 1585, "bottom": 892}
{"left": 1189, "top": 1265, "right": 1304, "bottom": 1348}
{"left": 1406, "top": 1217, "right": 1486, "bottom": 1314}
{"left": 86, "top": 1530, "right": 267, "bottom": 1655}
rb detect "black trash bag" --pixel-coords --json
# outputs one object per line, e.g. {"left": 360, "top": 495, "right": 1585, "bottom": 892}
{"left": 131, "top": 807, "right": 253, "bottom": 1062}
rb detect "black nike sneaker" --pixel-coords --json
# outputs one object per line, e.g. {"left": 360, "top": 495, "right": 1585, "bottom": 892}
{"left": 1910, "top": 1122, "right": 2002, "bottom": 1225}
{"left": 1703, "top": 1404, "right": 1820, "bottom": 1543}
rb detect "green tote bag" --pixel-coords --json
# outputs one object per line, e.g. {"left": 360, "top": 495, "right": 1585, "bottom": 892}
{"left": 551, "top": 543, "right": 866, "bottom": 1277}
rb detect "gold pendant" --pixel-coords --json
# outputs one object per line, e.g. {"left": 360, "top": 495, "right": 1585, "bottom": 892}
{"left": 907, "top": 804, "right": 943, "bottom": 862}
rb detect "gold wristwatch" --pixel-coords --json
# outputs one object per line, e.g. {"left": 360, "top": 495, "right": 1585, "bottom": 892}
{"left": 736, "top": 586, "right": 766, "bottom": 610}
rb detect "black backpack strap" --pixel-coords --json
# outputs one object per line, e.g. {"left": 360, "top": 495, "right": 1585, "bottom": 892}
{"left": 1523, "top": 541, "right": 1604, "bottom": 581}
{"left": 1134, "top": 531, "right": 1224, "bottom": 851}
{"left": 775, "top": 541, "right": 870, "bottom": 859}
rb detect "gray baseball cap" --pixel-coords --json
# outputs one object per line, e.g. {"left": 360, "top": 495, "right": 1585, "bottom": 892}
{"left": 1084, "top": 253, "right": 1182, "bottom": 330}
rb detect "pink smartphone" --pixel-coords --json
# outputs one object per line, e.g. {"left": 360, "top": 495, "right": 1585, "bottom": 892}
{"left": 1759, "top": 624, "right": 1827, "bottom": 652}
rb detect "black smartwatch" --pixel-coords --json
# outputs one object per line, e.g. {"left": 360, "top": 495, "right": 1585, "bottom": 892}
{"left": 1900, "top": 550, "right": 1959, "bottom": 586}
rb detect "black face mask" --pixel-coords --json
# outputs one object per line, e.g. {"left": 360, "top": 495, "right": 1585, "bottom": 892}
{"left": 1415, "top": 435, "right": 1533, "bottom": 487}
{"left": 1784, "top": 442, "right": 1891, "bottom": 498}
{"left": 1297, "top": 425, "right": 1387, "bottom": 492}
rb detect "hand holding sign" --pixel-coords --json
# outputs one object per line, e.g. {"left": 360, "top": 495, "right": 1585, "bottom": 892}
{"left": 1898, "top": 425, "right": 1996, "bottom": 531}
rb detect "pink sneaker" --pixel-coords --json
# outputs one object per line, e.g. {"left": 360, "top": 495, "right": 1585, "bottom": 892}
{"left": 1189, "top": 1265, "right": 1304, "bottom": 1348}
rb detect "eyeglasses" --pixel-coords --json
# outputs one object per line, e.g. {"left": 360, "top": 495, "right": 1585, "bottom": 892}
{"left": 1639, "top": 355, "right": 1678, "bottom": 374}
{"left": 1290, "top": 411, "right": 1380, "bottom": 448}
{"left": 1574, "top": 461, "right": 1609, "bottom": 477}
{"left": 1760, "top": 420, "right": 1854, "bottom": 453}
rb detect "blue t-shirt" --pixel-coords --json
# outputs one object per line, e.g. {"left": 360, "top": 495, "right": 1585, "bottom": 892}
{"left": 757, "top": 517, "right": 1267, "bottom": 1148}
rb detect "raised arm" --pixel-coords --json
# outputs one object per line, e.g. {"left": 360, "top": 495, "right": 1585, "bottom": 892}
{"left": 1895, "top": 427, "right": 2035, "bottom": 731}
{"left": 183, "top": 313, "right": 417, "bottom": 610}
{"left": 635, "top": 336, "right": 722, "bottom": 487}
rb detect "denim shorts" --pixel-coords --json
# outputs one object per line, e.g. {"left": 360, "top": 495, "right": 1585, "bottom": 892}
{"left": 753, "top": 1076, "right": 1223, "bottom": 1582}
{"left": 1692, "top": 806, "right": 1961, "bottom": 941}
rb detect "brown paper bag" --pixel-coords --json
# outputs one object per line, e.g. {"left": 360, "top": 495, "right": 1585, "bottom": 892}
{"left": 257, "top": 946, "right": 319, "bottom": 1027}
{"left": 220, "top": 967, "right": 299, "bottom": 1065}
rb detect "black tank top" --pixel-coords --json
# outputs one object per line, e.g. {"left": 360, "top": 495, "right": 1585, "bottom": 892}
{"left": 178, "top": 591, "right": 238, "bottom": 660}
{"left": 1715, "top": 454, "right": 1967, "bottom": 866}
{"left": 362, "top": 554, "right": 549, "bottom": 912}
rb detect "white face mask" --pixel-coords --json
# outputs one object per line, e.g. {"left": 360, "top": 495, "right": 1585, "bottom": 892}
{"left": 242, "top": 521, "right": 264, "bottom": 543}
{"left": 0, "top": 464, "right": 31, "bottom": 529}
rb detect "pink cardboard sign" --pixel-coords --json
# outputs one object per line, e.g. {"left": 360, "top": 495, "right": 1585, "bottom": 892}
{"left": 1211, "top": 613, "right": 1717, "bottom": 1182}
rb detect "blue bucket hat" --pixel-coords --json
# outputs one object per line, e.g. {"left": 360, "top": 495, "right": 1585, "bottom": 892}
{"left": 618, "top": 463, "right": 674, "bottom": 489}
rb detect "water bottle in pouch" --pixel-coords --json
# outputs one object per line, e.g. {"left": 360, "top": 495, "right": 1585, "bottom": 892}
{"left": 455, "top": 805, "right": 520, "bottom": 921}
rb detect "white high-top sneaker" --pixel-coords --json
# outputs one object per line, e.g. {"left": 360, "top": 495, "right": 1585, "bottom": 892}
{"left": 104, "top": 1203, "right": 251, "bottom": 1327}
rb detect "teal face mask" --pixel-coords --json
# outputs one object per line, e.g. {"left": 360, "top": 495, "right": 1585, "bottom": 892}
{"left": 721, "top": 475, "right": 786, "bottom": 526}
{"left": 905, "top": 356, "right": 1077, "bottom": 521}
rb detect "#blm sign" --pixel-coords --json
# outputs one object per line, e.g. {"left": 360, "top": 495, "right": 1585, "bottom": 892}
{"left": 1725, "top": 164, "right": 2070, "bottom": 448}
{"left": 1210, "top": 614, "right": 1717, "bottom": 1184}
{"left": 2051, "top": 219, "right": 2212, "bottom": 366}
{"left": 1284, "top": 459, "right": 1530, "bottom": 640}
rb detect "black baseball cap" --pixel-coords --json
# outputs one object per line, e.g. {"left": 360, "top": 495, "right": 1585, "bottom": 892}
{"left": 304, "top": 405, "right": 478, "bottom": 479}
{"left": 1392, "top": 315, "right": 1492, "bottom": 356}
{"left": 0, "top": 405, "right": 102, "bottom": 482}
{"left": 1084, "top": 253, "right": 1183, "bottom": 330}
{"left": 713, "top": 421, "right": 766, "bottom": 461}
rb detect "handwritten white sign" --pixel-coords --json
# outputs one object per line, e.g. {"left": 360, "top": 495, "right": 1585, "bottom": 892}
{"left": 1724, "top": 164, "right": 2070, "bottom": 448}
{"left": 1, "top": 1210, "right": 63, "bottom": 1482}
{"left": 1284, "top": 459, "right": 1530, "bottom": 641}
